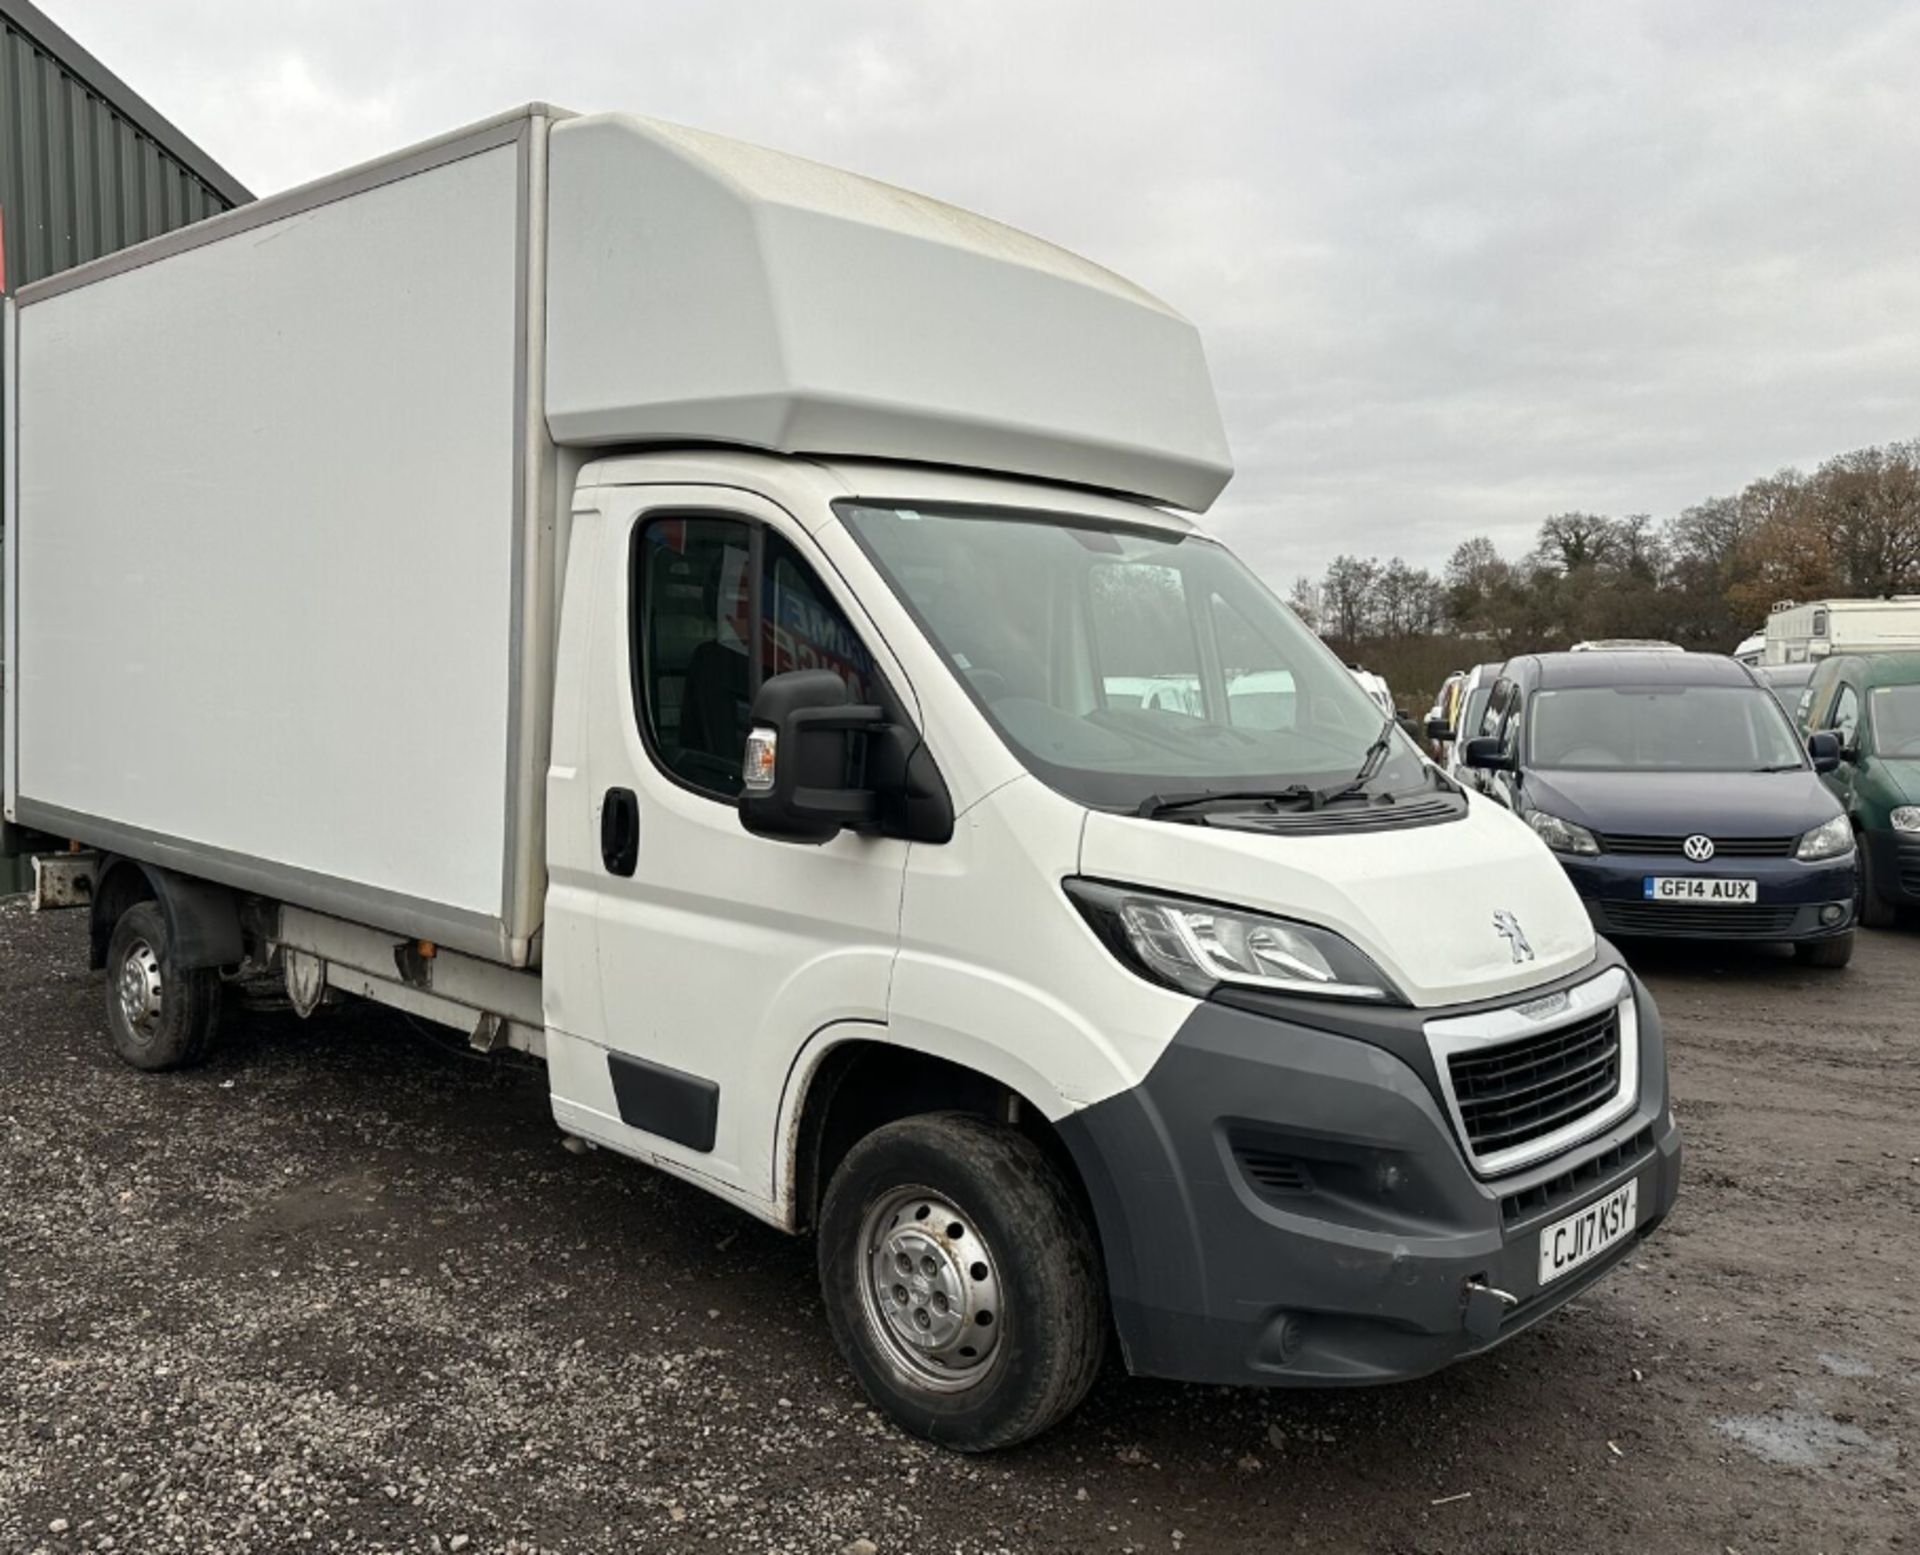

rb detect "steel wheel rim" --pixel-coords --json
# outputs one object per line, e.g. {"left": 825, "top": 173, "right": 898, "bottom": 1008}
{"left": 856, "top": 1185, "right": 1004, "bottom": 1392}
{"left": 117, "top": 938, "right": 164, "bottom": 1042}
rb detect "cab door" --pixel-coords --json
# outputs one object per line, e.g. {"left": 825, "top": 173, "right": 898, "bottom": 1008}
{"left": 548, "top": 486, "right": 912, "bottom": 1209}
{"left": 1822, "top": 677, "right": 1864, "bottom": 813}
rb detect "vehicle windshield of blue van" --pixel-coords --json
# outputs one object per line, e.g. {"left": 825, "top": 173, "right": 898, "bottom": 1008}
{"left": 838, "top": 501, "right": 1432, "bottom": 813}
{"left": 1528, "top": 685, "right": 1804, "bottom": 772}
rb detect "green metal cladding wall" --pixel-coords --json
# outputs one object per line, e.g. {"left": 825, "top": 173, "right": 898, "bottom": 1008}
{"left": 2, "top": 1, "right": 249, "bottom": 287}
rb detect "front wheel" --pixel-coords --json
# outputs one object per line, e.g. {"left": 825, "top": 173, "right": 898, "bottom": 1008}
{"left": 1794, "top": 930, "right": 1855, "bottom": 969}
{"left": 817, "top": 1112, "right": 1106, "bottom": 1451}
{"left": 104, "top": 901, "right": 223, "bottom": 1070}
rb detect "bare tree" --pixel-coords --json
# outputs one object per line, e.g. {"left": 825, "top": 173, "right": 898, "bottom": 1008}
{"left": 1322, "top": 554, "right": 1381, "bottom": 641}
{"left": 1443, "top": 536, "right": 1515, "bottom": 633}
{"left": 1284, "top": 575, "right": 1323, "bottom": 632}
{"left": 1813, "top": 441, "right": 1920, "bottom": 598}
{"left": 1531, "top": 512, "right": 1618, "bottom": 575}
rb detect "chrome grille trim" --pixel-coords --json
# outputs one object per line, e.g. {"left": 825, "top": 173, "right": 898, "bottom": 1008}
{"left": 1424, "top": 967, "right": 1639, "bottom": 1179}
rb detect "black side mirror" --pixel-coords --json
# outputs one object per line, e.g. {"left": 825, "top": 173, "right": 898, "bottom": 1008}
{"left": 1426, "top": 717, "right": 1455, "bottom": 743}
{"left": 739, "top": 669, "right": 955, "bottom": 845}
{"left": 1807, "top": 731, "right": 1842, "bottom": 774}
{"left": 1463, "top": 736, "right": 1515, "bottom": 773}
{"left": 740, "top": 670, "right": 886, "bottom": 842}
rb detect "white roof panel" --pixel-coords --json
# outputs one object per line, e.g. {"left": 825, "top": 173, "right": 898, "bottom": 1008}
{"left": 543, "top": 113, "right": 1233, "bottom": 511}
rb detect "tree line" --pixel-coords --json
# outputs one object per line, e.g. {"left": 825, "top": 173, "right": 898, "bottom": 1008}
{"left": 1287, "top": 436, "right": 1920, "bottom": 697}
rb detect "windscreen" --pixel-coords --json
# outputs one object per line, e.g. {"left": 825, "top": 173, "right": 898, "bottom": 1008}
{"left": 1528, "top": 685, "right": 1805, "bottom": 772}
{"left": 1871, "top": 684, "right": 1920, "bottom": 756}
{"left": 838, "top": 501, "right": 1427, "bottom": 810}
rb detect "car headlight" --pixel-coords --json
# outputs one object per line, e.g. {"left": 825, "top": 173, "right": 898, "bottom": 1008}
{"left": 1527, "top": 810, "right": 1601, "bottom": 856}
{"left": 1064, "top": 880, "right": 1396, "bottom": 1002}
{"left": 1893, "top": 806, "right": 1920, "bottom": 834}
{"left": 1795, "top": 815, "right": 1854, "bottom": 861}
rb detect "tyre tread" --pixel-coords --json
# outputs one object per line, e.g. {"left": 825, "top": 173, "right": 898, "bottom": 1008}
{"left": 819, "top": 1110, "right": 1106, "bottom": 1451}
{"left": 105, "top": 902, "right": 223, "bottom": 1072}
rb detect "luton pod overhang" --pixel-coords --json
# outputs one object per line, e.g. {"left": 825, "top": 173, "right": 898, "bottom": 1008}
{"left": 541, "top": 112, "right": 1234, "bottom": 513}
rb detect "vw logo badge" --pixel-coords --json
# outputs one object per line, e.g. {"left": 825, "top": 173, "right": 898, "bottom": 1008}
{"left": 1683, "top": 834, "right": 1716, "bottom": 862}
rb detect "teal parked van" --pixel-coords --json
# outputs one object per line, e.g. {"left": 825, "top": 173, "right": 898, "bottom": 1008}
{"left": 1800, "top": 652, "right": 1920, "bottom": 925}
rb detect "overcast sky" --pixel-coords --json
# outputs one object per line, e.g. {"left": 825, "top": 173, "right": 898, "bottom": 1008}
{"left": 52, "top": 0, "right": 1920, "bottom": 586}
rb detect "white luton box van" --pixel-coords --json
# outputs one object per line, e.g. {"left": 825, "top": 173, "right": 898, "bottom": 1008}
{"left": 2, "top": 105, "right": 1679, "bottom": 1449}
{"left": 1764, "top": 597, "right": 1920, "bottom": 665}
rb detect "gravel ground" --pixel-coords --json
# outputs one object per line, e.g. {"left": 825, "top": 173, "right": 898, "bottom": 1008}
{"left": 1, "top": 897, "right": 1914, "bottom": 1554}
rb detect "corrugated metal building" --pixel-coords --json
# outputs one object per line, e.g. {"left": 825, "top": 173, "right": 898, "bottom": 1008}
{"left": 2, "top": 0, "right": 251, "bottom": 286}
{"left": 3, "top": 0, "right": 251, "bottom": 889}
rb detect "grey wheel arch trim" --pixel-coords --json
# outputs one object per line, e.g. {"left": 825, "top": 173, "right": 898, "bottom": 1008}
{"left": 90, "top": 856, "right": 244, "bottom": 972}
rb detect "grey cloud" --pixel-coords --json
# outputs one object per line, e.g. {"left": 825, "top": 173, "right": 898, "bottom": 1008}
{"left": 51, "top": 0, "right": 1920, "bottom": 584}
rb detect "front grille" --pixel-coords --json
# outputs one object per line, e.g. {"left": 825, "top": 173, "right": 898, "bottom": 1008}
{"left": 1501, "top": 1125, "right": 1655, "bottom": 1228}
{"left": 1598, "top": 900, "right": 1799, "bottom": 937}
{"left": 1447, "top": 1008, "right": 1622, "bottom": 1162}
{"left": 1596, "top": 832, "right": 1797, "bottom": 858}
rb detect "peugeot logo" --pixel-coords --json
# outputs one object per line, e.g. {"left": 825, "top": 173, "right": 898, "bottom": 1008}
{"left": 1683, "top": 834, "right": 1716, "bottom": 862}
{"left": 1492, "top": 910, "right": 1535, "bottom": 963}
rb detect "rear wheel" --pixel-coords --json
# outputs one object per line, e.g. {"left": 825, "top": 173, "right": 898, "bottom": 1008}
{"left": 104, "top": 901, "right": 222, "bottom": 1070}
{"left": 1857, "top": 836, "right": 1897, "bottom": 929}
{"left": 817, "top": 1111, "right": 1105, "bottom": 1451}
{"left": 1794, "top": 930, "right": 1855, "bottom": 969}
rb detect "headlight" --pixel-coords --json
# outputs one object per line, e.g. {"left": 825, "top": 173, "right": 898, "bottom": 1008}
{"left": 1064, "top": 880, "right": 1396, "bottom": 1002}
{"left": 1527, "top": 810, "right": 1600, "bottom": 856}
{"left": 1893, "top": 806, "right": 1920, "bottom": 834}
{"left": 1795, "top": 815, "right": 1854, "bottom": 861}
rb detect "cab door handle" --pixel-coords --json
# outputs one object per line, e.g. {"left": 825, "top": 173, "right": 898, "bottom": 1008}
{"left": 601, "top": 787, "right": 640, "bottom": 876}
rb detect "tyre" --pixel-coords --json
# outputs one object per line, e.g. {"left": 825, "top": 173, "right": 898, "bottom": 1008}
{"left": 1794, "top": 930, "right": 1855, "bottom": 969}
{"left": 104, "top": 901, "right": 223, "bottom": 1070}
{"left": 1857, "top": 837, "right": 1897, "bottom": 929}
{"left": 817, "top": 1111, "right": 1105, "bottom": 1451}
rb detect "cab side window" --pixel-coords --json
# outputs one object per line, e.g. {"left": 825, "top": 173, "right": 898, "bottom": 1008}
{"left": 1829, "top": 684, "right": 1861, "bottom": 752}
{"left": 1479, "top": 680, "right": 1513, "bottom": 741}
{"left": 633, "top": 518, "right": 877, "bottom": 800}
{"left": 1802, "top": 663, "right": 1843, "bottom": 732}
{"left": 1501, "top": 690, "right": 1525, "bottom": 761}
{"left": 635, "top": 518, "right": 755, "bottom": 796}
{"left": 762, "top": 531, "right": 878, "bottom": 702}
{"left": 1482, "top": 679, "right": 1523, "bottom": 759}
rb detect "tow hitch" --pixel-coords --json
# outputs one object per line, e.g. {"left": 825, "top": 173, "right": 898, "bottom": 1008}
{"left": 1463, "top": 1278, "right": 1519, "bottom": 1339}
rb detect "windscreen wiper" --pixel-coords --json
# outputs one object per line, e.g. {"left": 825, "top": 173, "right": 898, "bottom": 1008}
{"left": 1135, "top": 787, "right": 1319, "bottom": 820}
{"left": 1136, "top": 715, "right": 1408, "bottom": 820}
{"left": 1307, "top": 714, "right": 1401, "bottom": 809}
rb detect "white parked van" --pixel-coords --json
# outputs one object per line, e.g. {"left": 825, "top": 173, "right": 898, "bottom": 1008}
{"left": 1764, "top": 598, "right": 1920, "bottom": 665}
{"left": 2, "top": 106, "right": 1680, "bottom": 1449}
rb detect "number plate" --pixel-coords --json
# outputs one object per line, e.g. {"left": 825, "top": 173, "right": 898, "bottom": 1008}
{"left": 1643, "top": 876, "right": 1757, "bottom": 903}
{"left": 1538, "top": 1178, "right": 1639, "bottom": 1286}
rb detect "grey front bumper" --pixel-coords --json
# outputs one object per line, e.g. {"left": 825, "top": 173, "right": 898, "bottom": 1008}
{"left": 1056, "top": 966, "right": 1681, "bottom": 1387}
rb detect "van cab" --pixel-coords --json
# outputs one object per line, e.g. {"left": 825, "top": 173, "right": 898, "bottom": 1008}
{"left": 561, "top": 466, "right": 1682, "bottom": 1441}
{"left": 1799, "top": 652, "right": 1920, "bottom": 924}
